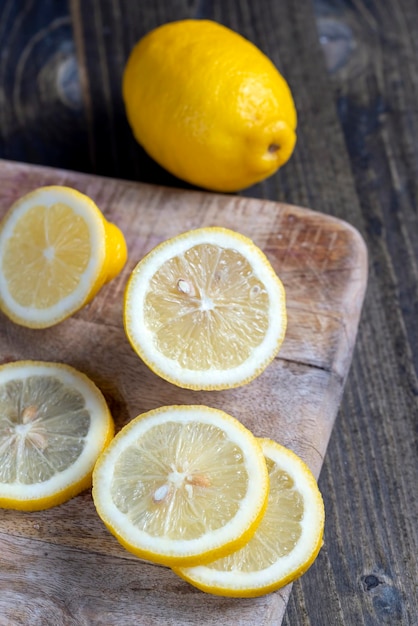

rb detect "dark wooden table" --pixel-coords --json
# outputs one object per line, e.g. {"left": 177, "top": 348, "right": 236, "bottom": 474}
{"left": 0, "top": 1, "right": 417, "bottom": 625}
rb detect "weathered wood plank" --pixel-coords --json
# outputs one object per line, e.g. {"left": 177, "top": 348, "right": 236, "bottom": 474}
{"left": 285, "top": 1, "right": 418, "bottom": 624}
{"left": 1, "top": 532, "right": 291, "bottom": 626}
{"left": 0, "top": 0, "right": 89, "bottom": 172}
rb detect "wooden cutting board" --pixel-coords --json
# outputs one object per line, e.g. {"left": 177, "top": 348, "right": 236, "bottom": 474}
{"left": 0, "top": 159, "right": 367, "bottom": 625}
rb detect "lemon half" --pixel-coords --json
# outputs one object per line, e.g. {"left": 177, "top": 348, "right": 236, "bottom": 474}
{"left": 0, "top": 186, "right": 127, "bottom": 328}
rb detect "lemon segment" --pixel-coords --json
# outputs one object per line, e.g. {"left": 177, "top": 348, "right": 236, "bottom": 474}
{"left": 0, "top": 186, "right": 127, "bottom": 328}
{"left": 174, "top": 439, "right": 325, "bottom": 597}
{"left": 0, "top": 360, "right": 114, "bottom": 511}
{"left": 92, "top": 405, "right": 269, "bottom": 567}
{"left": 124, "top": 227, "right": 287, "bottom": 390}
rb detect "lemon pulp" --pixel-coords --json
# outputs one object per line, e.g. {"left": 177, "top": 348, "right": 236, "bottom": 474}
{"left": 0, "top": 185, "right": 127, "bottom": 328}
{"left": 111, "top": 420, "right": 249, "bottom": 539}
{"left": 3, "top": 202, "right": 92, "bottom": 309}
{"left": 145, "top": 243, "right": 270, "bottom": 370}
{"left": 0, "top": 374, "right": 90, "bottom": 484}
{"left": 198, "top": 457, "right": 304, "bottom": 574}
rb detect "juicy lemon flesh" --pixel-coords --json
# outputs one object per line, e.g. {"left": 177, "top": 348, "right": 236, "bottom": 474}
{"left": 0, "top": 375, "right": 90, "bottom": 484}
{"left": 111, "top": 421, "right": 248, "bottom": 541}
{"left": 3, "top": 203, "right": 91, "bottom": 309}
{"left": 144, "top": 243, "right": 270, "bottom": 370}
{"left": 200, "top": 459, "right": 303, "bottom": 573}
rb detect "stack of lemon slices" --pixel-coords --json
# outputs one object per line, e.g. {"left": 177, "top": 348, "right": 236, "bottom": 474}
{"left": 92, "top": 404, "right": 325, "bottom": 597}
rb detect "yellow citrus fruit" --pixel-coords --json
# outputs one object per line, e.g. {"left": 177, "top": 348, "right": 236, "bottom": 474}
{"left": 0, "top": 185, "right": 127, "bottom": 328}
{"left": 0, "top": 360, "right": 114, "bottom": 511}
{"left": 92, "top": 405, "right": 269, "bottom": 567}
{"left": 122, "top": 19, "right": 297, "bottom": 192}
{"left": 123, "top": 227, "right": 287, "bottom": 390}
{"left": 174, "top": 438, "right": 325, "bottom": 597}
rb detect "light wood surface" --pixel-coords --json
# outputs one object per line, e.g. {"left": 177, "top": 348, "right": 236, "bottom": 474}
{"left": 0, "top": 159, "right": 367, "bottom": 625}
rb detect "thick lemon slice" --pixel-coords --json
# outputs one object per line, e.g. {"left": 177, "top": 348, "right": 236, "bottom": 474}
{"left": 124, "top": 227, "right": 286, "bottom": 390}
{"left": 0, "top": 360, "right": 114, "bottom": 511}
{"left": 0, "top": 185, "right": 127, "bottom": 328}
{"left": 92, "top": 405, "right": 269, "bottom": 567}
{"left": 174, "top": 439, "right": 325, "bottom": 597}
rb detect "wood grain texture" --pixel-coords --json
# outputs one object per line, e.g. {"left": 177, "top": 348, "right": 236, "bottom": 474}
{"left": 0, "top": 0, "right": 89, "bottom": 172}
{"left": 299, "top": 2, "right": 418, "bottom": 625}
{"left": 0, "top": 531, "right": 288, "bottom": 626}
{"left": 0, "top": 158, "right": 367, "bottom": 625}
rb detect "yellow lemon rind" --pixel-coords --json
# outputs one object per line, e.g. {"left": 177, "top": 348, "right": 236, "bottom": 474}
{"left": 122, "top": 19, "right": 297, "bottom": 192}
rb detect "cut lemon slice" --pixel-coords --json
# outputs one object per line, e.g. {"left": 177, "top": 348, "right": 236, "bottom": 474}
{"left": 0, "top": 360, "right": 114, "bottom": 511}
{"left": 0, "top": 185, "right": 127, "bottom": 328}
{"left": 92, "top": 405, "right": 269, "bottom": 567}
{"left": 124, "top": 227, "right": 286, "bottom": 390}
{"left": 174, "top": 438, "right": 325, "bottom": 597}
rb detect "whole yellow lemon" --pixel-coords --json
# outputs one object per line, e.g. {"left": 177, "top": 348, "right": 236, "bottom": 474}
{"left": 122, "top": 19, "right": 297, "bottom": 192}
